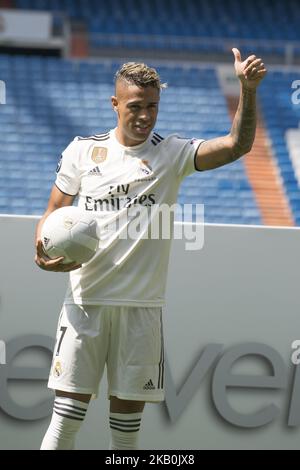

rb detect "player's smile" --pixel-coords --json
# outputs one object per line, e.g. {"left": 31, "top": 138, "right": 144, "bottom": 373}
{"left": 134, "top": 123, "right": 151, "bottom": 134}
{"left": 112, "top": 82, "right": 160, "bottom": 147}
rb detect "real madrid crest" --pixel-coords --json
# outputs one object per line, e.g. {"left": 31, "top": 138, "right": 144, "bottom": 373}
{"left": 54, "top": 360, "right": 62, "bottom": 378}
{"left": 92, "top": 147, "right": 107, "bottom": 164}
{"left": 139, "top": 159, "right": 153, "bottom": 176}
{"left": 142, "top": 159, "right": 152, "bottom": 171}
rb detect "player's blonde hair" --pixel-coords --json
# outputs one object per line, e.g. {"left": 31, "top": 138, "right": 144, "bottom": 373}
{"left": 115, "top": 62, "right": 167, "bottom": 91}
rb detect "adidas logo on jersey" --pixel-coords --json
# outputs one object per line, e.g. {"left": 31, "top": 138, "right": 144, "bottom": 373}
{"left": 88, "top": 166, "right": 102, "bottom": 176}
{"left": 143, "top": 379, "right": 155, "bottom": 390}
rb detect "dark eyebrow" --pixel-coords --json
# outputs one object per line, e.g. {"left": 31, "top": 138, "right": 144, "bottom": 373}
{"left": 127, "top": 100, "right": 158, "bottom": 106}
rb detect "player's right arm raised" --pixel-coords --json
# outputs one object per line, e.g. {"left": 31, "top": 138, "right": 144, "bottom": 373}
{"left": 35, "top": 185, "right": 81, "bottom": 272}
{"left": 194, "top": 48, "right": 267, "bottom": 171}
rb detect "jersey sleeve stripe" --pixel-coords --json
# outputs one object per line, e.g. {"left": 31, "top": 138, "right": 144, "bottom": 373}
{"left": 193, "top": 140, "right": 206, "bottom": 172}
{"left": 54, "top": 183, "right": 78, "bottom": 197}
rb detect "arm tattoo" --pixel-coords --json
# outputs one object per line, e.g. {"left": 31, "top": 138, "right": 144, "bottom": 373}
{"left": 195, "top": 87, "right": 257, "bottom": 171}
{"left": 230, "top": 87, "right": 257, "bottom": 159}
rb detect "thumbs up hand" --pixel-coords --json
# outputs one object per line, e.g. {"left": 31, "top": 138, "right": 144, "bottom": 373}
{"left": 232, "top": 48, "right": 267, "bottom": 89}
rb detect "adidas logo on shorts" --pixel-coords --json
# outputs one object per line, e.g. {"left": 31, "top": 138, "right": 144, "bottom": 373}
{"left": 143, "top": 379, "right": 155, "bottom": 390}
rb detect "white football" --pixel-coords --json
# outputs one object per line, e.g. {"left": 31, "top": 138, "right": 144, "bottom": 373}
{"left": 41, "top": 206, "right": 99, "bottom": 265}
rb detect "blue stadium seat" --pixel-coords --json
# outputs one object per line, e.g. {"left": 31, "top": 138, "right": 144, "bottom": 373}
{"left": 13, "top": 0, "right": 300, "bottom": 56}
{"left": 259, "top": 70, "right": 300, "bottom": 224}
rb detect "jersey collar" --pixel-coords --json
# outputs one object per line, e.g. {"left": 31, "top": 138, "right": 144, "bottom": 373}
{"left": 111, "top": 128, "right": 153, "bottom": 152}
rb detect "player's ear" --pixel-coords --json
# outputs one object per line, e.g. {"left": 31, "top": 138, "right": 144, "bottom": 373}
{"left": 111, "top": 96, "right": 118, "bottom": 112}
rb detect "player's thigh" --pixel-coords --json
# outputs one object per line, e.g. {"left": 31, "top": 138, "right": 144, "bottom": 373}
{"left": 107, "top": 306, "right": 164, "bottom": 401}
{"left": 109, "top": 396, "right": 145, "bottom": 413}
{"left": 56, "top": 389, "right": 92, "bottom": 404}
{"left": 48, "top": 304, "right": 110, "bottom": 395}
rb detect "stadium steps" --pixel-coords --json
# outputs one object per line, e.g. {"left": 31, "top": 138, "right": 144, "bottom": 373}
{"left": 0, "top": 0, "right": 14, "bottom": 7}
{"left": 227, "top": 96, "right": 294, "bottom": 226}
{"left": 259, "top": 71, "right": 300, "bottom": 225}
{"left": 69, "top": 21, "right": 89, "bottom": 58}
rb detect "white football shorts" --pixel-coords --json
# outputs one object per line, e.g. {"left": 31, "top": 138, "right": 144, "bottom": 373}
{"left": 48, "top": 304, "right": 165, "bottom": 402}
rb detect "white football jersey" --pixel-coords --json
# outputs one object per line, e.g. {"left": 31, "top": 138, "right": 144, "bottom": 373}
{"left": 55, "top": 128, "right": 204, "bottom": 307}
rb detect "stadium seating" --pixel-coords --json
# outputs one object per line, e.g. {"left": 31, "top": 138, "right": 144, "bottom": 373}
{"left": 1, "top": 53, "right": 300, "bottom": 225}
{"left": 0, "top": 55, "right": 261, "bottom": 224}
{"left": 259, "top": 71, "right": 300, "bottom": 225}
{"left": 13, "top": 0, "right": 300, "bottom": 56}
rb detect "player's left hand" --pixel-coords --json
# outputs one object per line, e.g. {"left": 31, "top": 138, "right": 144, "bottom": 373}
{"left": 232, "top": 48, "right": 267, "bottom": 90}
{"left": 35, "top": 239, "right": 82, "bottom": 272}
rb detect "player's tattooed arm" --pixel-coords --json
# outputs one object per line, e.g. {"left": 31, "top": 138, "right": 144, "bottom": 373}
{"left": 195, "top": 135, "right": 235, "bottom": 171}
{"left": 230, "top": 86, "right": 257, "bottom": 160}
{"left": 195, "top": 89, "right": 256, "bottom": 171}
{"left": 195, "top": 48, "right": 266, "bottom": 171}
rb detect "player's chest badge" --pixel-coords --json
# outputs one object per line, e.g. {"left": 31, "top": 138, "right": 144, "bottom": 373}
{"left": 139, "top": 159, "right": 153, "bottom": 176}
{"left": 92, "top": 147, "right": 108, "bottom": 164}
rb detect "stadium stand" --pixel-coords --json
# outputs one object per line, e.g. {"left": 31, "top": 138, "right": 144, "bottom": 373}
{"left": 259, "top": 71, "right": 300, "bottom": 225}
{"left": 13, "top": 0, "right": 300, "bottom": 60}
{"left": 0, "top": 55, "right": 261, "bottom": 224}
{"left": 1, "top": 0, "right": 300, "bottom": 225}
{"left": 286, "top": 128, "right": 300, "bottom": 190}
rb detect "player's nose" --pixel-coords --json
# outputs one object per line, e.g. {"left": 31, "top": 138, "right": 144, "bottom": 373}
{"left": 138, "top": 108, "right": 151, "bottom": 121}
